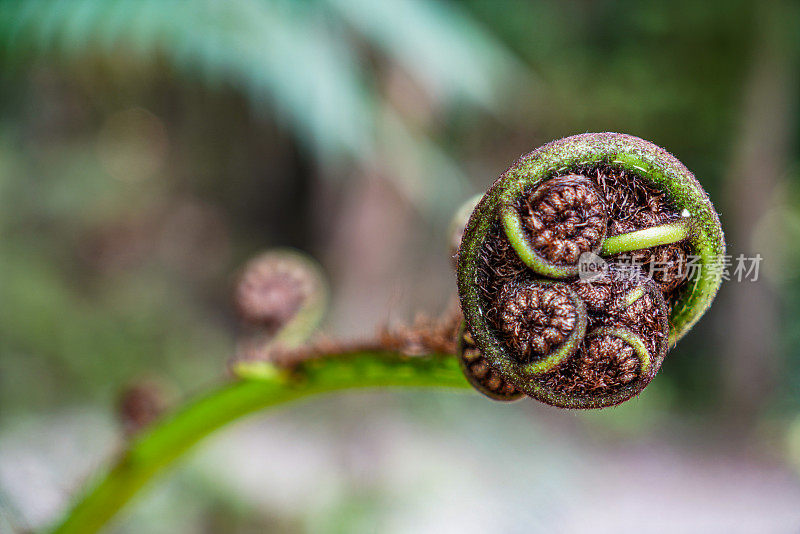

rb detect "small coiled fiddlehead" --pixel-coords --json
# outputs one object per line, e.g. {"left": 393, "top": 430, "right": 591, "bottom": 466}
{"left": 232, "top": 249, "right": 328, "bottom": 377}
{"left": 457, "top": 133, "right": 724, "bottom": 408}
{"left": 502, "top": 175, "right": 607, "bottom": 277}
{"left": 458, "top": 322, "right": 522, "bottom": 401}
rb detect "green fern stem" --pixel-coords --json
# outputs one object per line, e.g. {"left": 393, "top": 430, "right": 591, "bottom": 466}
{"left": 51, "top": 351, "right": 467, "bottom": 534}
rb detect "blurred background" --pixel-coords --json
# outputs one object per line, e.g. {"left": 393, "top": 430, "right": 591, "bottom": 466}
{"left": 1, "top": 0, "right": 800, "bottom": 532}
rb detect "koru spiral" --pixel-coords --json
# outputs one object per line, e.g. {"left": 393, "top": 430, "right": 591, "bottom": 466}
{"left": 456, "top": 133, "right": 725, "bottom": 408}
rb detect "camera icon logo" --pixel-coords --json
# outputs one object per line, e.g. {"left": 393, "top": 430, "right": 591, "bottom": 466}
{"left": 578, "top": 251, "right": 608, "bottom": 283}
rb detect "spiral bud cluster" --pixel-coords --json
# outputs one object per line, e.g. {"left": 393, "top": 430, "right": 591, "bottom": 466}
{"left": 456, "top": 133, "right": 725, "bottom": 408}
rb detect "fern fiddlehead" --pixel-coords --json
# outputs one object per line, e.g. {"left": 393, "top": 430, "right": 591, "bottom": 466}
{"left": 457, "top": 132, "right": 725, "bottom": 408}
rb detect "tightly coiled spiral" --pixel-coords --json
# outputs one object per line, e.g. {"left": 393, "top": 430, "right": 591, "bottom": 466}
{"left": 517, "top": 175, "right": 607, "bottom": 268}
{"left": 498, "top": 283, "right": 577, "bottom": 359}
{"left": 456, "top": 133, "right": 725, "bottom": 409}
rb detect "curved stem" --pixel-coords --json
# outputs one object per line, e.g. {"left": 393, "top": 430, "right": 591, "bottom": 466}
{"left": 586, "top": 326, "right": 652, "bottom": 375}
{"left": 612, "top": 284, "right": 647, "bottom": 311}
{"left": 500, "top": 202, "right": 581, "bottom": 278}
{"left": 600, "top": 220, "right": 690, "bottom": 256}
{"left": 51, "top": 351, "right": 467, "bottom": 534}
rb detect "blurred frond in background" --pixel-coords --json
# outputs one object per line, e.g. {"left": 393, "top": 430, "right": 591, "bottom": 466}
{"left": 0, "top": 0, "right": 531, "bottom": 213}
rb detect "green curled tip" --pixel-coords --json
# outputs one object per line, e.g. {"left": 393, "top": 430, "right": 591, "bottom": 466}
{"left": 587, "top": 326, "right": 653, "bottom": 376}
{"left": 611, "top": 283, "right": 648, "bottom": 311}
{"left": 501, "top": 202, "right": 585, "bottom": 278}
{"left": 601, "top": 219, "right": 691, "bottom": 256}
